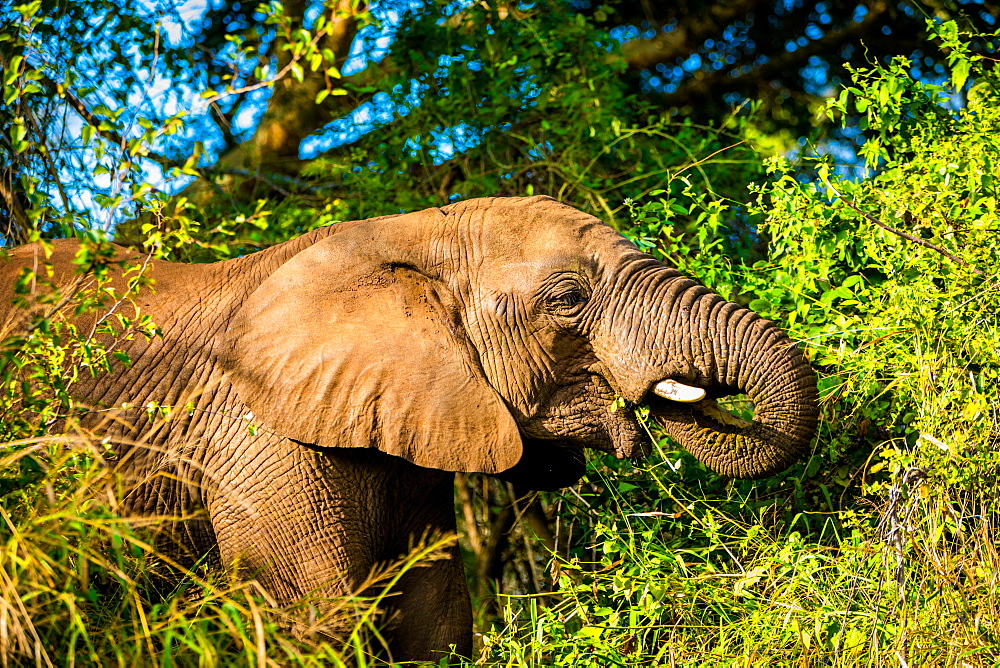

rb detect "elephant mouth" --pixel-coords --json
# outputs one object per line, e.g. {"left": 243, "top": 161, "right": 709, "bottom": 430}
{"left": 642, "top": 379, "right": 754, "bottom": 432}
{"left": 524, "top": 379, "right": 754, "bottom": 461}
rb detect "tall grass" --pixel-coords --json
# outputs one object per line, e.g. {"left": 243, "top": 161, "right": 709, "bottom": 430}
{"left": 0, "top": 433, "right": 460, "bottom": 666}
{"left": 478, "top": 453, "right": 1000, "bottom": 665}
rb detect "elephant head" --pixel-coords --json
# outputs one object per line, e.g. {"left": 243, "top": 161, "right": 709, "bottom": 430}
{"left": 224, "top": 196, "right": 817, "bottom": 484}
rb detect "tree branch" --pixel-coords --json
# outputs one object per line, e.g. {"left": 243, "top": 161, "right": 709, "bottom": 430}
{"left": 618, "top": 0, "right": 772, "bottom": 71}
{"left": 234, "top": 0, "right": 367, "bottom": 163}
{"left": 0, "top": 173, "right": 31, "bottom": 245}
{"left": 825, "top": 179, "right": 982, "bottom": 275}
{"left": 655, "top": 0, "right": 891, "bottom": 109}
{"left": 37, "top": 71, "right": 176, "bottom": 169}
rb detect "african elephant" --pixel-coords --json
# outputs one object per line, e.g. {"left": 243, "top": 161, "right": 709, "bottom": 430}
{"left": 0, "top": 196, "right": 818, "bottom": 662}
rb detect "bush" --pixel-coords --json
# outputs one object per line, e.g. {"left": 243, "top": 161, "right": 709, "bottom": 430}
{"left": 477, "top": 20, "right": 1000, "bottom": 666}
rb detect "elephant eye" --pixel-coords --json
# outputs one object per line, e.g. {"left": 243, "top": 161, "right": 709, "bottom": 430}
{"left": 545, "top": 280, "right": 589, "bottom": 314}
{"left": 551, "top": 290, "right": 586, "bottom": 307}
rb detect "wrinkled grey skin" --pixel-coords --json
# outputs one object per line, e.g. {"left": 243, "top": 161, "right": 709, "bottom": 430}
{"left": 0, "top": 196, "right": 817, "bottom": 662}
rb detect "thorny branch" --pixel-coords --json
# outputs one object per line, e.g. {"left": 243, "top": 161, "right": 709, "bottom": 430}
{"left": 878, "top": 466, "right": 928, "bottom": 600}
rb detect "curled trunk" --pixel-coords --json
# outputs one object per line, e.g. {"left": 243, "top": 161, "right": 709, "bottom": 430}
{"left": 650, "top": 294, "right": 819, "bottom": 479}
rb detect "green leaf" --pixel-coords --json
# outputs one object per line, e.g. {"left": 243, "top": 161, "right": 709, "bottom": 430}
{"left": 952, "top": 59, "right": 970, "bottom": 92}
{"left": 15, "top": 0, "right": 41, "bottom": 19}
{"left": 4, "top": 55, "right": 23, "bottom": 85}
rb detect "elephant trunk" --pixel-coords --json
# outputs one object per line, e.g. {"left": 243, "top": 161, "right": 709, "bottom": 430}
{"left": 603, "top": 269, "right": 819, "bottom": 480}
{"left": 653, "top": 294, "right": 818, "bottom": 479}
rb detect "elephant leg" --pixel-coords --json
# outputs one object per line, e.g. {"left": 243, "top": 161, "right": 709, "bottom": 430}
{"left": 205, "top": 441, "right": 471, "bottom": 658}
{"left": 116, "top": 464, "right": 220, "bottom": 599}
{"left": 156, "top": 517, "right": 220, "bottom": 571}
{"left": 206, "top": 458, "right": 367, "bottom": 606}
{"left": 116, "top": 463, "right": 210, "bottom": 560}
{"left": 382, "top": 541, "right": 473, "bottom": 663}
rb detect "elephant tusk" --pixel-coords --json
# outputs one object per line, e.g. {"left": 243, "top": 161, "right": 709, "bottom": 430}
{"left": 652, "top": 379, "right": 706, "bottom": 403}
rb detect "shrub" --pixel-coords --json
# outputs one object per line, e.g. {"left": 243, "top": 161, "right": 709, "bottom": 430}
{"left": 477, "top": 20, "right": 1000, "bottom": 666}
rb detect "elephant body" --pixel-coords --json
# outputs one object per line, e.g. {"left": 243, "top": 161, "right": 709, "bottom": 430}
{"left": 2, "top": 220, "right": 472, "bottom": 658}
{"left": 0, "top": 196, "right": 818, "bottom": 662}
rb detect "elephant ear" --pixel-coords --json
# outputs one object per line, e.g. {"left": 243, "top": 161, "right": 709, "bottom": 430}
{"left": 222, "top": 231, "right": 522, "bottom": 473}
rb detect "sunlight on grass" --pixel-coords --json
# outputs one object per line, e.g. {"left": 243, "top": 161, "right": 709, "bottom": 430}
{"left": 0, "top": 434, "right": 460, "bottom": 666}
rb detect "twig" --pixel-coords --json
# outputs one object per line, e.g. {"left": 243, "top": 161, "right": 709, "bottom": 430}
{"left": 36, "top": 71, "right": 175, "bottom": 169}
{"left": 198, "top": 16, "right": 341, "bottom": 107}
{"left": 673, "top": 140, "right": 747, "bottom": 178}
{"left": 824, "top": 179, "right": 982, "bottom": 275}
{"left": 0, "top": 176, "right": 30, "bottom": 245}
{"left": 85, "top": 249, "right": 156, "bottom": 341}
{"left": 23, "top": 105, "right": 72, "bottom": 213}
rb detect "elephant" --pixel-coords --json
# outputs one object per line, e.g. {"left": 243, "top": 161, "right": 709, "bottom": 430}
{"left": 0, "top": 196, "right": 818, "bottom": 662}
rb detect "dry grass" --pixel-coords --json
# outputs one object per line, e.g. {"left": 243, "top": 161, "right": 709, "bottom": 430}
{"left": 0, "top": 433, "right": 461, "bottom": 667}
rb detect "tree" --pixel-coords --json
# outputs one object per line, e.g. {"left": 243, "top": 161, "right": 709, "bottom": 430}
{"left": 4, "top": 0, "right": 997, "bottom": 250}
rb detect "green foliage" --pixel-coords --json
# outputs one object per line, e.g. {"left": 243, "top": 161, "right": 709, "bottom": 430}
{"left": 0, "top": 240, "right": 157, "bottom": 439}
{"left": 479, "top": 20, "right": 1000, "bottom": 665}
{"left": 298, "top": 3, "right": 764, "bottom": 228}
